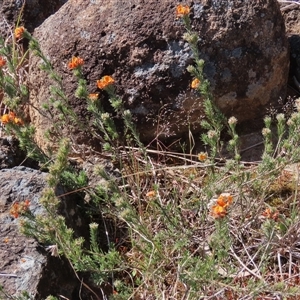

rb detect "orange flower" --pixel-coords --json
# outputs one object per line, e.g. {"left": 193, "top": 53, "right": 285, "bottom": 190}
{"left": 1, "top": 114, "right": 10, "bottom": 124}
{"left": 0, "top": 57, "right": 6, "bottom": 67}
{"left": 176, "top": 4, "right": 190, "bottom": 17}
{"left": 68, "top": 56, "right": 84, "bottom": 69}
{"left": 97, "top": 76, "right": 115, "bottom": 89}
{"left": 14, "top": 117, "right": 24, "bottom": 125}
{"left": 24, "top": 199, "right": 30, "bottom": 208}
{"left": 10, "top": 202, "right": 20, "bottom": 218}
{"left": 211, "top": 204, "right": 227, "bottom": 219}
{"left": 262, "top": 208, "right": 271, "bottom": 218}
{"left": 14, "top": 26, "right": 25, "bottom": 39}
{"left": 2, "top": 112, "right": 15, "bottom": 124}
{"left": 210, "top": 193, "right": 233, "bottom": 219}
{"left": 9, "top": 111, "right": 16, "bottom": 119}
{"left": 9, "top": 200, "right": 30, "bottom": 218}
{"left": 216, "top": 193, "right": 233, "bottom": 208}
{"left": 146, "top": 190, "right": 156, "bottom": 198}
{"left": 191, "top": 78, "right": 200, "bottom": 89}
{"left": 262, "top": 208, "right": 279, "bottom": 221}
{"left": 1, "top": 112, "right": 23, "bottom": 125}
{"left": 198, "top": 152, "right": 207, "bottom": 161}
{"left": 88, "top": 93, "right": 99, "bottom": 101}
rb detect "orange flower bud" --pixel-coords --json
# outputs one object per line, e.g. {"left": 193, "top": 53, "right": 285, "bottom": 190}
{"left": 68, "top": 56, "right": 84, "bottom": 69}
{"left": 210, "top": 193, "right": 233, "bottom": 219}
{"left": 211, "top": 204, "right": 227, "bottom": 219}
{"left": 24, "top": 199, "right": 30, "bottom": 208}
{"left": 216, "top": 193, "right": 233, "bottom": 208}
{"left": 9, "top": 200, "right": 30, "bottom": 218}
{"left": 15, "top": 26, "right": 25, "bottom": 39}
{"left": 9, "top": 112, "right": 16, "bottom": 119}
{"left": 262, "top": 208, "right": 279, "bottom": 221}
{"left": 1, "top": 112, "right": 23, "bottom": 125}
{"left": 146, "top": 190, "right": 156, "bottom": 198}
{"left": 198, "top": 152, "right": 207, "bottom": 161}
{"left": 1, "top": 114, "right": 10, "bottom": 124}
{"left": 10, "top": 203, "right": 20, "bottom": 218}
{"left": 191, "top": 78, "right": 200, "bottom": 89}
{"left": 0, "top": 57, "right": 6, "bottom": 67}
{"left": 88, "top": 93, "right": 99, "bottom": 101}
{"left": 97, "top": 76, "right": 115, "bottom": 89}
{"left": 14, "top": 117, "right": 24, "bottom": 125}
{"left": 176, "top": 5, "right": 190, "bottom": 17}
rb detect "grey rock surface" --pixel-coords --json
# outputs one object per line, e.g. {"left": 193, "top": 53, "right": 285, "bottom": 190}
{"left": 0, "top": 167, "right": 47, "bottom": 298}
{"left": 0, "top": 166, "right": 90, "bottom": 299}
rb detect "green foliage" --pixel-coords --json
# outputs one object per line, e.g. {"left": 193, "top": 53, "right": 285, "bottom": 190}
{"left": 45, "top": 297, "right": 59, "bottom": 300}
{"left": 61, "top": 168, "right": 88, "bottom": 190}
{"left": 184, "top": 23, "right": 226, "bottom": 161}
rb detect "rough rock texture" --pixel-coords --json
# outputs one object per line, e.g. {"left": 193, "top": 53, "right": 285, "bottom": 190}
{"left": 281, "top": 4, "right": 300, "bottom": 92}
{"left": 29, "top": 0, "right": 289, "bottom": 147}
{"left": 0, "top": 0, "right": 67, "bottom": 37}
{"left": 281, "top": 2, "right": 300, "bottom": 34}
{"left": 0, "top": 166, "right": 92, "bottom": 299}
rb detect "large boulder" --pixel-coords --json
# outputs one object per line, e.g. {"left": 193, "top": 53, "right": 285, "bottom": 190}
{"left": 29, "top": 0, "right": 289, "bottom": 148}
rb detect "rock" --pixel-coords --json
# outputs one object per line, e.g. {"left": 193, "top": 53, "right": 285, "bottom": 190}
{"left": 281, "top": 4, "right": 300, "bottom": 93}
{"left": 0, "top": 136, "right": 39, "bottom": 169}
{"left": 280, "top": 2, "right": 300, "bottom": 34}
{"left": 288, "top": 34, "right": 300, "bottom": 91}
{"left": 0, "top": 0, "right": 67, "bottom": 37}
{"left": 0, "top": 166, "right": 92, "bottom": 299}
{"left": 29, "top": 0, "right": 289, "bottom": 148}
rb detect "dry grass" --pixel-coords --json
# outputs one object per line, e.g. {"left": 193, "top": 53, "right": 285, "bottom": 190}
{"left": 107, "top": 146, "right": 300, "bottom": 299}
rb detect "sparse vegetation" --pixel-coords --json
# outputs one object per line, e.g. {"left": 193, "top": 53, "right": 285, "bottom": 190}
{"left": 1, "top": 3, "right": 300, "bottom": 300}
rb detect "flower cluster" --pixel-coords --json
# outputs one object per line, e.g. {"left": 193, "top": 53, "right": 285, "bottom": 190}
{"left": 0, "top": 57, "right": 6, "bottom": 68}
{"left": 191, "top": 78, "right": 200, "bottom": 89}
{"left": 68, "top": 56, "right": 84, "bottom": 69}
{"left": 1, "top": 111, "right": 24, "bottom": 125}
{"left": 176, "top": 4, "right": 190, "bottom": 17}
{"left": 97, "top": 76, "right": 115, "bottom": 89}
{"left": 10, "top": 200, "right": 30, "bottom": 218}
{"left": 14, "top": 26, "right": 25, "bottom": 39}
{"left": 210, "top": 193, "right": 233, "bottom": 219}
{"left": 146, "top": 190, "right": 156, "bottom": 198}
{"left": 198, "top": 152, "right": 207, "bottom": 161}
{"left": 262, "top": 208, "right": 279, "bottom": 221}
{"left": 88, "top": 93, "right": 99, "bottom": 101}
{"left": 228, "top": 116, "right": 237, "bottom": 126}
